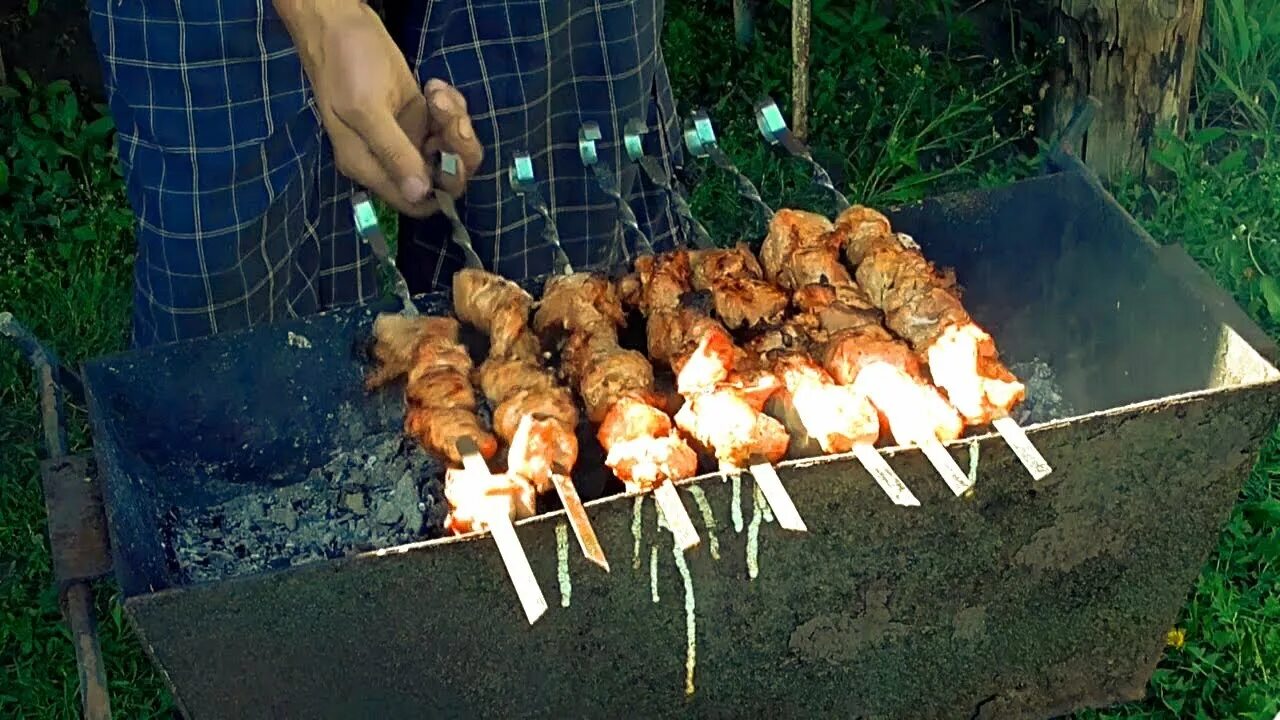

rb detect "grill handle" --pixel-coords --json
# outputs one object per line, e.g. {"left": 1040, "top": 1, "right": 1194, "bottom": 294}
{"left": 0, "top": 312, "right": 113, "bottom": 720}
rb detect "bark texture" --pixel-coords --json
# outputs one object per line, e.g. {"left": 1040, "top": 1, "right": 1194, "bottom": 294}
{"left": 1046, "top": 0, "right": 1206, "bottom": 180}
{"left": 791, "top": 0, "right": 812, "bottom": 140}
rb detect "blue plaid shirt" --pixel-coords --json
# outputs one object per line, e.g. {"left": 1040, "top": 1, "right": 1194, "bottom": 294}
{"left": 88, "top": 0, "right": 683, "bottom": 347}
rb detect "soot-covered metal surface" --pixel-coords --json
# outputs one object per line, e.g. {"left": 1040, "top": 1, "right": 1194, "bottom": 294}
{"left": 84, "top": 169, "right": 1280, "bottom": 719}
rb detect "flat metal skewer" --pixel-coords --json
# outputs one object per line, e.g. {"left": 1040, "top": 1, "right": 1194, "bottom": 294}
{"left": 753, "top": 96, "right": 849, "bottom": 212}
{"left": 752, "top": 99, "right": 1052, "bottom": 483}
{"left": 437, "top": 157, "right": 606, "bottom": 569}
{"left": 745, "top": 459, "right": 807, "bottom": 531}
{"left": 623, "top": 118, "right": 715, "bottom": 251}
{"left": 683, "top": 109, "right": 774, "bottom": 223}
{"left": 436, "top": 152, "right": 484, "bottom": 269}
{"left": 352, "top": 192, "right": 418, "bottom": 315}
{"left": 580, "top": 122, "right": 653, "bottom": 263}
{"left": 509, "top": 151, "right": 574, "bottom": 275}
{"left": 456, "top": 438, "right": 549, "bottom": 624}
{"left": 852, "top": 444, "right": 920, "bottom": 506}
{"left": 992, "top": 415, "right": 1052, "bottom": 480}
{"left": 919, "top": 438, "right": 973, "bottom": 497}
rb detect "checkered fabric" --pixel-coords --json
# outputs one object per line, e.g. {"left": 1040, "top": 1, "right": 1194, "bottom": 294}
{"left": 88, "top": 0, "right": 683, "bottom": 348}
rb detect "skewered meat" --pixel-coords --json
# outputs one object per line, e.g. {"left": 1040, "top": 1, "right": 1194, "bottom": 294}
{"left": 759, "top": 209, "right": 837, "bottom": 286}
{"left": 443, "top": 468, "right": 537, "bottom": 535}
{"left": 536, "top": 272, "right": 698, "bottom": 490}
{"left": 759, "top": 210, "right": 965, "bottom": 447}
{"left": 832, "top": 206, "right": 1025, "bottom": 424}
{"left": 366, "top": 312, "right": 526, "bottom": 535}
{"left": 453, "top": 269, "right": 579, "bottom": 495}
{"left": 630, "top": 249, "right": 790, "bottom": 468}
{"left": 770, "top": 352, "right": 880, "bottom": 455}
{"left": 686, "top": 245, "right": 789, "bottom": 329}
{"left": 366, "top": 313, "right": 499, "bottom": 465}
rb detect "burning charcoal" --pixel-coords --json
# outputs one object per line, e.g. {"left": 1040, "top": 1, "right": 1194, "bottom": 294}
{"left": 393, "top": 471, "right": 424, "bottom": 534}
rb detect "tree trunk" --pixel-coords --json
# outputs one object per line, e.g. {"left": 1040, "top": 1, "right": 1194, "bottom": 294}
{"left": 1045, "top": 0, "right": 1206, "bottom": 180}
{"left": 791, "top": 0, "right": 812, "bottom": 140}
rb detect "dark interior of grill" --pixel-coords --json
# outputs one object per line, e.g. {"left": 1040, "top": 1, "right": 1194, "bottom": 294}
{"left": 84, "top": 170, "right": 1280, "bottom": 597}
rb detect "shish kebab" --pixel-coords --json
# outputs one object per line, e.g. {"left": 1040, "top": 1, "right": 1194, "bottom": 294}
{"left": 829, "top": 206, "right": 1051, "bottom": 480}
{"left": 623, "top": 251, "right": 811, "bottom": 529}
{"left": 355, "top": 176, "right": 548, "bottom": 624}
{"left": 674, "top": 241, "right": 922, "bottom": 505}
{"left": 365, "top": 313, "right": 548, "bottom": 623}
{"left": 531, "top": 272, "right": 703, "bottom": 550}
{"left": 757, "top": 209, "right": 972, "bottom": 494}
{"left": 452, "top": 268, "right": 610, "bottom": 570}
{"left": 750, "top": 98, "right": 1050, "bottom": 480}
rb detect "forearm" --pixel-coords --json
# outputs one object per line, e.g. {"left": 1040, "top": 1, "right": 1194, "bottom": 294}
{"left": 274, "top": 0, "right": 368, "bottom": 47}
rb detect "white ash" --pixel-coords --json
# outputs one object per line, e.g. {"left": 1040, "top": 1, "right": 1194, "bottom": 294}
{"left": 167, "top": 432, "right": 447, "bottom": 584}
{"left": 1008, "top": 357, "right": 1073, "bottom": 425}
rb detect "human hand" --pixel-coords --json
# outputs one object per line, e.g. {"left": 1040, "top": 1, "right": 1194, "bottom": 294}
{"left": 275, "top": 0, "right": 436, "bottom": 216}
{"left": 419, "top": 79, "right": 484, "bottom": 198}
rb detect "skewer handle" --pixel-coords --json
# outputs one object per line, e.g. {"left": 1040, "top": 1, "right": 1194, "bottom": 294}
{"left": 352, "top": 192, "right": 419, "bottom": 316}
{"left": 682, "top": 110, "right": 775, "bottom": 222}
{"left": 457, "top": 441, "right": 549, "bottom": 624}
{"left": 509, "top": 151, "right": 574, "bottom": 275}
{"left": 653, "top": 483, "right": 701, "bottom": 551}
{"left": 747, "top": 461, "right": 808, "bottom": 532}
{"left": 579, "top": 122, "right": 654, "bottom": 261}
{"left": 991, "top": 415, "right": 1052, "bottom": 480}
{"left": 753, "top": 96, "right": 850, "bottom": 212}
{"left": 623, "top": 118, "right": 715, "bottom": 251}
{"left": 436, "top": 153, "right": 485, "bottom": 269}
{"left": 919, "top": 438, "right": 973, "bottom": 497}
{"left": 852, "top": 444, "right": 920, "bottom": 507}
{"left": 551, "top": 474, "right": 610, "bottom": 571}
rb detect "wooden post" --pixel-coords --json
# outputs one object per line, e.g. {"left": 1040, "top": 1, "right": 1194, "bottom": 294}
{"left": 791, "top": 0, "right": 812, "bottom": 140}
{"left": 1045, "top": 0, "right": 1206, "bottom": 180}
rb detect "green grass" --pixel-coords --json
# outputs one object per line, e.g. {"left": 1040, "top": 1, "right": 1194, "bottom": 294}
{"left": 0, "top": 1, "right": 1277, "bottom": 717}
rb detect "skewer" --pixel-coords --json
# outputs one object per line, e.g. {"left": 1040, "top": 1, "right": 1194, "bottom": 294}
{"left": 753, "top": 107, "right": 1052, "bottom": 482}
{"left": 579, "top": 122, "right": 654, "bottom": 262}
{"left": 682, "top": 109, "right": 774, "bottom": 223}
{"left": 623, "top": 118, "right": 715, "bottom": 251}
{"left": 436, "top": 152, "right": 485, "bottom": 269}
{"left": 509, "top": 151, "right": 574, "bottom": 275}
{"left": 745, "top": 459, "right": 807, "bottom": 531}
{"left": 918, "top": 438, "right": 972, "bottom": 496}
{"left": 456, "top": 437, "right": 549, "bottom": 624}
{"left": 352, "top": 191, "right": 418, "bottom": 315}
{"left": 852, "top": 444, "right": 920, "bottom": 507}
{"left": 991, "top": 415, "right": 1052, "bottom": 480}
{"left": 753, "top": 96, "right": 849, "bottom": 212}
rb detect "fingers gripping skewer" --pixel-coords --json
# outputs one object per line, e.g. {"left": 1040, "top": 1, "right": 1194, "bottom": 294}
{"left": 352, "top": 192, "right": 419, "bottom": 316}
{"left": 623, "top": 118, "right": 715, "bottom": 251}
{"left": 753, "top": 96, "right": 849, "bottom": 213}
{"left": 436, "top": 152, "right": 485, "bottom": 269}
{"left": 580, "top": 122, "right": 653, "bottom": 262}
{"left": 509, "top": 151, "right": 574, "bottom": 276}
{"left": 456, "top": 438, "right": 549, "bottom": 624}
{"left": 683, "top": 109, "right": 774, "bottom": 223}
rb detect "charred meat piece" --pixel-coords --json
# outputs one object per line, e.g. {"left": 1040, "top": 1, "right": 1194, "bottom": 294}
{"left": 686, "top": 244, "right": 789, "bottom": 330}
{"left": 452, "top": 268, "right": 541, "bottom": 361}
